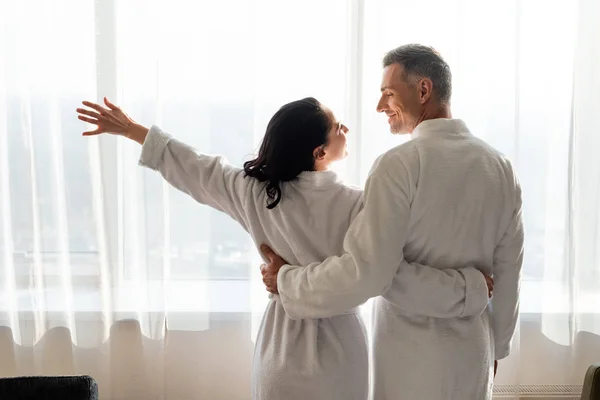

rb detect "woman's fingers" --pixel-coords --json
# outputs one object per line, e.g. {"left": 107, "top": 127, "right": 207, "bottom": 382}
{"left": 77, "top": 115, "right": 99, "bottom": 124}
{"left": 78, "top": 98, "right": 136, "bottom": 137}
{"left": 76, "top": 108, "right": 103, "bottom": 120}
{"left": 484, "top": 275, "right": 494, "bottom": 298}
{"left": 80, "top": 100, "right": 127, "bottom": 127}
{"left": 82, "top": 101, "right": 110, "bottom": 116}
{"left": 103, "top": 96, "right": 119, "bottom": 110}
{"left": 82, "top": 129, "right": 101, "bottom": 136}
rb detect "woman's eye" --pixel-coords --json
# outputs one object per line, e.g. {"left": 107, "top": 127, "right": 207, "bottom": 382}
{"left": 386, "top": 93, "right": 394, "bottom": 97}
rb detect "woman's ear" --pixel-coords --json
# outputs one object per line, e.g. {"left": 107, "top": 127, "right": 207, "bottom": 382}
{"left": 313, "top": 145, "right": 326, "bottom": 160}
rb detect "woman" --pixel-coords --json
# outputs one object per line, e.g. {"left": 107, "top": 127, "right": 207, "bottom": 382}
{"left": 77, "top": 96, "right": 369, "bottom": 400}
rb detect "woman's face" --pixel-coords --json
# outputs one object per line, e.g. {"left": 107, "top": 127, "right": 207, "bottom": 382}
{"left": 321, "top": 109, "right": 349, "bottom": 163}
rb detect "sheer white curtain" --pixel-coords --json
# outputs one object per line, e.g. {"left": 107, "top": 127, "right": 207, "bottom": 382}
{"left": 1, "top": 0, "right": 357, "bottom": 398}
{"left": 0, "top": 0, "right": 598, "bottom": 399}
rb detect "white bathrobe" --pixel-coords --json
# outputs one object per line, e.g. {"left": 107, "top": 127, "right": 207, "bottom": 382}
{"left": 277, "top": 119, "right": 524, "bottom": 400}
{"left": 139, "top": 124, "right": 492, "bottom": 400}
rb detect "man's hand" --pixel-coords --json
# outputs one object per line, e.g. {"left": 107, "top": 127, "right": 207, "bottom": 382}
{"left": 259, "top": 244, "right": 288, "bottom": 294}
{"left": 483, "top": 273, "right": 494, "bottom": 298}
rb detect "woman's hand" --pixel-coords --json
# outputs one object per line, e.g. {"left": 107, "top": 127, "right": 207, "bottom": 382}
{"left": 483, "top": 273, "right": 494, "bottom": 298}
{"left": 76, "top": 97, "right": 148, "bottom": 144}
{"left": 259, "top": 244, "right": 288, "bottom": 294}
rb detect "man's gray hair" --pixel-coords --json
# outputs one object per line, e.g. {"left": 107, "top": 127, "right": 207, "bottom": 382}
{"left": 383, "top": 44, "right": 452, "bottom": 104}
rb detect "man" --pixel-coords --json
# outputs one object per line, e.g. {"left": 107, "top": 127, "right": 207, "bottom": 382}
{"left": 260, "top": 44, "right": 523, "bottom": 400}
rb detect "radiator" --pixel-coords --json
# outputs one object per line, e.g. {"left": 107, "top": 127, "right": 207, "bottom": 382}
{"left": 493, "top": 384, "right": 582, "bottom": 399}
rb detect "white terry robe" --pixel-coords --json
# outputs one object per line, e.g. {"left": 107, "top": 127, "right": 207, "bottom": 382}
{"left": 139, "top": 124, "right": 493, "bottom": 400}
{"left": 277, "top": 119, "right": 524, "bottom": 400}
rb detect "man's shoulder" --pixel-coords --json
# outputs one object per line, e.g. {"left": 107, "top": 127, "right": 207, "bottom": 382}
{"left": 375, "top": 140, "right": 419, "bottom": 167}
{"left": 465, "top": 135, "right": 517, "bottom": 171}
{"left": 365, "top": 140, "right": 419, "bottom": 182}
{"left": 413, "top": 129, "right": 514, "bottom": 167}
{"left": 369, "top": 129, "right": 518, "bottom": 179}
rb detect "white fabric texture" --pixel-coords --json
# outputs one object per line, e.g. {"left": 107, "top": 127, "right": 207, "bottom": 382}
{"left": 0, "top": 0, "right": 599, "bottom": 399}
{"left": 140, "top": 125, "right": 493, "bottom": 399}
{"left": 278, "top": 118, "right": 523, "bottom": 400}
{"left": 139, "top": 125, "right": 369, "bottom": 400}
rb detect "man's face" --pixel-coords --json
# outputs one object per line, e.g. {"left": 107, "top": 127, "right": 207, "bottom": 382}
{"left": 376, "top": 63, "right": 423, "bottom": 134}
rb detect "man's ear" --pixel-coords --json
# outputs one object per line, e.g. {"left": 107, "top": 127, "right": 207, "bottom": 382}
{"left": 418, "top": 78, "right": 433, "bottom": 104}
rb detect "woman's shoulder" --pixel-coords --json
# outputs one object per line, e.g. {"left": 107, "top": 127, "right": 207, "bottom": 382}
{"left": 338, "top": 181, "right": 362, "bottom": 192}
{"left": 332, "top": 181, "right": 363, "bottom": 200}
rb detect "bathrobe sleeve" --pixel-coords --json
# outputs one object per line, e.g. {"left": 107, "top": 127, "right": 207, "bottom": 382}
{"left": 138, "top": 125, "right": 251, "bottom": 230}
{"left": 490, "top": 180, "right": 524, "bottom": 360}
{"left": 277, "top": 151, "right": 490, "bottom": 320}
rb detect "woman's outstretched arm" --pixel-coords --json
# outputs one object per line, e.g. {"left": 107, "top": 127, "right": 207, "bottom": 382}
{"left": 77, "top": 97, "right": 253, "bottom": 230}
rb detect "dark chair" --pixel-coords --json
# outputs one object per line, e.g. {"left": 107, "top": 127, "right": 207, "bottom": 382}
{"left": 0, "top": 375, "right": 98, "bottom": 400}
{"left": 581, "top": 364, "right": 600, "bottom": 400}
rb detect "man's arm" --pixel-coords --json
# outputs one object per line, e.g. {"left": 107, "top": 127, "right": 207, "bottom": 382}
{"left": 275, "top": 153, "right": 489, "bottom": 320}
{"left": 490, "top": 183, "right": 524, "bottom": 360}
{"left": 380, "top": 261, "right": 491, "bottom": 319}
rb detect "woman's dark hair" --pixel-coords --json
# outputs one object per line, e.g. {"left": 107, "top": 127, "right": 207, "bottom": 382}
{"left": 244, "top": 97, "right": 333, "bottom": 209}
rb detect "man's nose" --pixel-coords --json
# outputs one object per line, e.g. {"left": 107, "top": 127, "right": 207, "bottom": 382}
{"left": 376, "top": 97, "right": 386, "bottom": 113}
